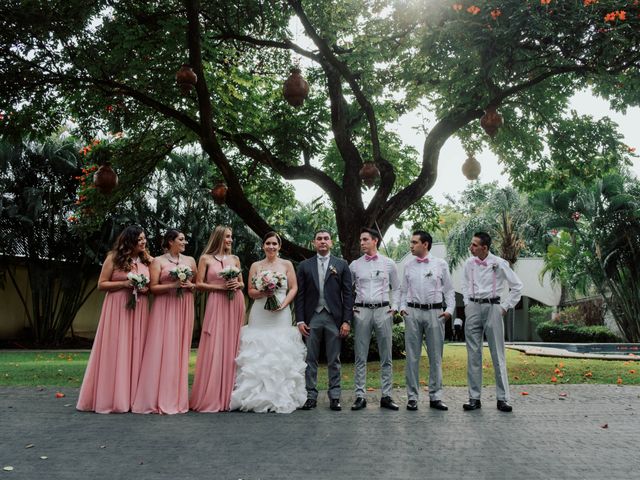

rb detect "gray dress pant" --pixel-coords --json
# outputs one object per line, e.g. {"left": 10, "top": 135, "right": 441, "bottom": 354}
{"left": 305, "top": 310, "right": 342, "bottom": 400}
{"left": 404, "top": 307, "right": 445, "bottom": 402}
{"left": 465, "top": 302, "right": 510, "bottom": 401}
{"left": 354, "top": 307, "right": 393, "bottom": 398}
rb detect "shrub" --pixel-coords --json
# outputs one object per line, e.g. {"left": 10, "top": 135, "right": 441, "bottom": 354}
{"left": 341, "top": 323, "right": 406, "bottom": 362}
{"left": 536, "top": 322, "right": 621, "bottom": 343}
{"left": 529, "top": 305, "right": 553, "bottom": 325}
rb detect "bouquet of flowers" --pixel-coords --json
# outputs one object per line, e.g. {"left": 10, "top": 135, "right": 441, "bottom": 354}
{"left": 126, "top": 272, "right": 149, "bottom": 310}
{"left": 169, "top": 266, "right": 194, "bottom": 297}
{"left": 218, "top": 265, "right": 242, "bottom": 300}
{"left": 252, "top": 270, "right": 287, "bottom": 311}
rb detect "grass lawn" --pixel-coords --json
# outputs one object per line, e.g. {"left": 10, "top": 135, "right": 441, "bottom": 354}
{"left": 1, "top": 345, "right": 638, "bottom": 390}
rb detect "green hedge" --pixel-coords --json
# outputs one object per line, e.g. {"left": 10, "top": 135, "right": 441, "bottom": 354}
{"left": 340, "top": 323, "right": 406, "bottom": 362}
{"left": 536, "top": 322, "right": 621, "bottom": 343}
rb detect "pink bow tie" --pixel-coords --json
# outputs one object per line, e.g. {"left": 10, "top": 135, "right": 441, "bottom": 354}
{"left": 416, "top": 257, "right": 429, "bottom": 263}
{"left": 474, "top": 258, "right": 488, "bottom": 267}
{"left": 365, "top": 254, "right": 378, "bottom": 262}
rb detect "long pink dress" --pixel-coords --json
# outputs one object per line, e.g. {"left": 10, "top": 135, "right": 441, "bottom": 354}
{"left": 76, "top": 263, "right": 150, "bottom": 413}
{"left": 131, "top": 261, "right": 194, "bottom": 414}
{"left": 190, "top": 259, "right": 245, "bottom": 412}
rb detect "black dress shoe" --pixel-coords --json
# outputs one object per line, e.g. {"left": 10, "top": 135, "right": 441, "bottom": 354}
{"left": 463, "top": 399, "right": 482, "bottom": 411}
{"left": 429, "top": 400, "right": 448, "bottom": 411}
{"left": 329, "top": 399, "right": 342, "bottom": 411}
{"left": 301, "top": 399, "right": 317, "bottom": 410}
{"left": 351, "top": 397, "right": 367, "bottom": 410}
{"left": 380, "top": 396, "right": 399, "bottom": 411}
{"left": 497, "top": 400, "right": 513, "bottom": 412}
{"left": 406, "top": 400, "right": 418, "bottom": 411}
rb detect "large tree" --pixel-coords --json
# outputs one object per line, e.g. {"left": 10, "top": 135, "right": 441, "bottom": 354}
{"left": 2, "top": 0, "right": 638, "bottom": 260}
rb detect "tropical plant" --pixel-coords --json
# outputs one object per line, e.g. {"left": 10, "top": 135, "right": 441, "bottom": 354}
{"left": 535, "top": 173, "right": 640, "bottom": 341}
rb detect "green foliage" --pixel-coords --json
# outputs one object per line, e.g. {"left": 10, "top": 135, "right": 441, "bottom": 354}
{"left": 535, "top": 173, "right": 640, "bottom": 341}
{"left": 529, "top": 305, "right": 553, "bottom": 326}
{"left": 536, "top": 322, "right": 621, "bottom": 343}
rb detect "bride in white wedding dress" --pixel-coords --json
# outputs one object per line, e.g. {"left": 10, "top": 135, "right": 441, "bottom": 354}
{"left": 229, "top": 231, "right": 306, "bottom": 413}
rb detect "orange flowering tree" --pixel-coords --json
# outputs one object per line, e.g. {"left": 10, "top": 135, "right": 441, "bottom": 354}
{"left": 1, "top": 0, "right": 639, "bottom": 260}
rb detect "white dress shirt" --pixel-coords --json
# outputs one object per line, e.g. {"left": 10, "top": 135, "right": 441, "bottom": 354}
{"left": 349, "top": 253, "right": 400, "bottom": 310}
{"left": 400, "top": 253, "right": 455, "bottom": 317}
{"left": 462, "top": 252, "right": 523, "bottom": 311}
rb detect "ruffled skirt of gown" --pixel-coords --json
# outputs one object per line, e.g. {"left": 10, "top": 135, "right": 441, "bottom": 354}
{"left": 229, "top": 295, "right": 306, "bottom": 414}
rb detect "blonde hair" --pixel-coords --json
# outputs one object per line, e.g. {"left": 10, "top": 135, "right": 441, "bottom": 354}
{"left": 202, "top": 226, "right": 232, "bottom": 256}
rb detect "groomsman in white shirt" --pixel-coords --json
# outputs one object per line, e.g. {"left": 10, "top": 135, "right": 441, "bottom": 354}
{"left": 462, "top": 232, "right": 523, "bottom": 413}
{"left": 400, "top": 230, "right": 455, "bottom": 411}
{"left": 349, "top": 227, "right": 401, "bottom": 411}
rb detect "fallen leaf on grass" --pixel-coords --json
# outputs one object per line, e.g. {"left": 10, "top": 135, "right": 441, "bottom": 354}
{"left": 25, "top": 444, "right": 34, "bottom": 449}
{"left": 617, "top": 377, "right": 623, "bottom": 385}
{"left": 584, "top": 372, "right": 593, "bottom": 378}
{"left": 3, "top": 466, "right": 14, "bottom": 471}
{"left": 550, "top": 376, "right": 558, "bottom": 383}
{"left": 55, "top": 392, "right": 65, "bottom": 398}
{"left": 520, "top": 391, "right": 529, "bottom": 396}
{"left": 513, "top": 376, "right": 519, "bottom": 380}
{"left": 554, "top": 368, "right": 561, "bottom": 374}
{"left": 559, "top": 393, "right": 568, "bottom": 397}
{"left": 629, "top": 370, "right": 636, "bottom": 374}
{"left": 366, "top": 387, "right": 375, "bottom": 392}
{"left": 558, "top": 362, "right": 564, "bottom": 368}
{"left": 40, "top": 456, "right": 48, "bottom": 460}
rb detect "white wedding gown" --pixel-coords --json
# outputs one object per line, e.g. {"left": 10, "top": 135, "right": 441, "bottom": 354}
{"left": 230, "top": 280, "right": 307, "bottom": 413}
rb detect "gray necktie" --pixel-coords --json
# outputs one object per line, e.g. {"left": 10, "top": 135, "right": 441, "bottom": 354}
{"left": 316, "top": 256, "right": 329, "bottom": 313}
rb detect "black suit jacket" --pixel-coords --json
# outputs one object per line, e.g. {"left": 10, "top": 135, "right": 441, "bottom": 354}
{"left": 295, "top": 255, "right": 354, "bottom": 327}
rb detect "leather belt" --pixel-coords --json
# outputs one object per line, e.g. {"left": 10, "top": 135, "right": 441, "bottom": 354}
{"left": 469, "top": 297, "right": 500, "bottom": 304}
{"left": 407, "top": 302, "right": 443, "bottom": 310}
{"left": 354, "top": 302, "right": 389, "bottom": 309}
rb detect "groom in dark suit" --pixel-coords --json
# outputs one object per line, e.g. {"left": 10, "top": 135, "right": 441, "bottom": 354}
{"left": 296, "top": 229, "right": 354, "bottom": 411}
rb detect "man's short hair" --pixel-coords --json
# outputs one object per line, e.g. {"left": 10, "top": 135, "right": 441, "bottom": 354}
{"left": 314, "top": 229, "right": 332, "bottom": 239}
{"left": 473, "top": 231, "right": 492, "bottom": 249}
{"left": 412, "top": 230, "right": 433, "bottom": 250}
{"left": 360, "top": 227, "right": 381, "bottom": 244}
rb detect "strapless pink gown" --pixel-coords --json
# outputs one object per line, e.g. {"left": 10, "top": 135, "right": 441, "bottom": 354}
{"left": 77, "top": 263, "right": 150, "bottom": 413}
{"left": 190, "top": 260, "right": 245, "bottom": 412}
{"left": 131, "top": 262, "right": 194, "bottom": 414}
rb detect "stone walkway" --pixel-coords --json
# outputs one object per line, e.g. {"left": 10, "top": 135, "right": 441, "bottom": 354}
{"left": 0, "top": 385, "right": 638, "bottom": 480}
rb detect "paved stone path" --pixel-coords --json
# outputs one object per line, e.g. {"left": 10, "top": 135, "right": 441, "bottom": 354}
{"left": 1, "top": 385, "right": 638, "bottom": 480}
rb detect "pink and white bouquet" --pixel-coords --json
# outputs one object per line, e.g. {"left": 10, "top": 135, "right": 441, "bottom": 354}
{"left": 126, "top": 272, "right": 149, "bottom": 310}
{"left": 218, "top": 265, "right": 242, "bottom": 300}
{"left": 252, "top": 270, "right": 287, "bottom": 311}
{"left": 169, "top": 265, "right": 194, "bottom": 297}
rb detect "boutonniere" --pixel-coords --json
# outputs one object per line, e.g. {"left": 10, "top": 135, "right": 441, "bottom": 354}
{"left": 375, "top": 270, "right": 382, "bottom": 277}
{"left": 491, "top": 264, "right": 498, "bottom": 272}
{"left": 329, "top": 265, "right": 338, "bottom": 275}
{"left": 424, "top": 271, "right": 433, "bottom": 278}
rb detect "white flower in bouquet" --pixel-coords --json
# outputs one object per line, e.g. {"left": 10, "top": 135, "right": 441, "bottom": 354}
{"left": 169, "top": 266, "right": 194, "bottom": 297}
{"left": 126, "top": 272, "right": 149, "bottom": 310}
{"left": 251, "top": 270, "right": 287, "bottom": 311}
{"left": 218, "top": 265, "right": 242, "bottom": 300}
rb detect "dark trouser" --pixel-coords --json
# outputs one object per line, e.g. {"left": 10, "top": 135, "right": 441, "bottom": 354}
{"left": 305, "top": 310, "right": 342, "bottom": 400}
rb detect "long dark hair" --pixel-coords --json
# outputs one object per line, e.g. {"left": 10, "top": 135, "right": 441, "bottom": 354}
{"left": 111, "top": 225, "right": 152, "bottom": 272}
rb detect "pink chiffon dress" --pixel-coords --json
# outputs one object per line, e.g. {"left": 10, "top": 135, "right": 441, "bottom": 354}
{"left": 131, "top": 261, "right": 194, "bottom": 414}
{"left": 190, "top": 259, "right": 245, "bottom": 412}
{"left": 76, "top": 262, "right": 150, "bottom": 413}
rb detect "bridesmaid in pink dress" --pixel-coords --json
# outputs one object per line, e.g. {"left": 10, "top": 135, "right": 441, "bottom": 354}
{"left": 190, "top": 226, "right": 245, "bottom": 412}
{"left": 131, "top": 229, "right": 197, "bottom": 414}
{"left": 77, "top": 225, "right": 152, "bottom": 413}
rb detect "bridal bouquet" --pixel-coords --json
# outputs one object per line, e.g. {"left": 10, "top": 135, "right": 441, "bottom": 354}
{"left": 126, "top": 272, "right": 149, "bottom": 310}
{"left": 252, "top": 270, "right": 287, "bottom": 311}
{"left": 169, "top": 265, "right": 194, "bottom": 297}
{"left": 218, "top": 265, "right": 242, "bottom": 300}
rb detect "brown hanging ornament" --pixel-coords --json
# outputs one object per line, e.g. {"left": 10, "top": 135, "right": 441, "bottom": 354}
{"left": 176, "top": 64, "right": 197, "bottom": 95}
{"left": 461, "top": 155, "right": 481, "bottom": 180}
{"left": 211, "top": 182, "right": 228, "bottom": 205}
{"left": 283, "top": 67, "right": 309, "bottom": 107}
{"left": 480, "top": 106, "right": 503, "bottom": 138}
{"left": 359, "top": 162, "right": 380, "bottom": 188}
{"left": 93, "top": 163, "right": 118, "bottom": 194}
